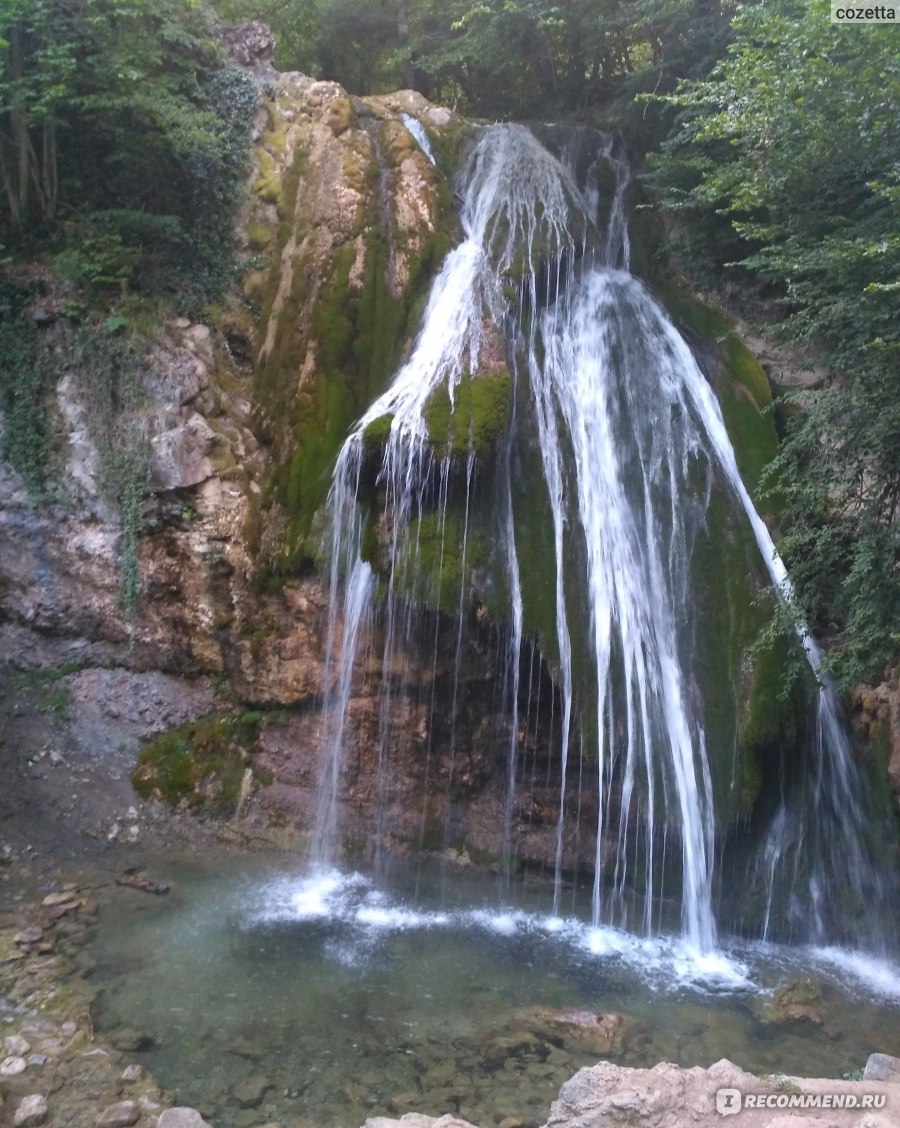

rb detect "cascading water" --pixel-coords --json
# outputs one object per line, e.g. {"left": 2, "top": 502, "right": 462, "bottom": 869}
{"left": 311, "top": 120, "right": 897, "bottom": 959}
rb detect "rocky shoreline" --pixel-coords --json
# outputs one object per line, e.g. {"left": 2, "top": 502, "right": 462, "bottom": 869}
{"left": 0, "top": 868, "right": 224, "bottom": 1128}
{"left": 366, "top": 1056, "right": 900, "bottom": 1128}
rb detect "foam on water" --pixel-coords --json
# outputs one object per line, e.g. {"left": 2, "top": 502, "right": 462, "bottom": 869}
{"left": 808, "top": 946, "right": 900, "bottom": 1002}
{"left": 246, "top": 868, "right": 752, "bottom": 991}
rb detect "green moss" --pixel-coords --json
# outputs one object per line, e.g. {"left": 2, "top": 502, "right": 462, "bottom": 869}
{"left": 423, "top": 121, "right": 475, "bottom": 179}
{"left": 394, "top": 510, "right": 490, "bottom": 617}
{"left": 718, "top": 335, "right": 779, "bottom": 501}
{"left": 247, "top": 223, "right": 272, "bottom": 251}
{"left": 263, "top": 124, "right": 288, "bottom": 157}
{"left": 361, "top": 413, "right": 394, "bottom": 449}
{"left": 423, "top": 369, "right": 512, "bottom": 458}
{"left": 132, "top": 712, "right": 264, "bottom": 813}
{"left": 253, "top": 149, "right": 281, "bottom": 203}
{"left": 327, "top": 95, "right": 356, "bottom": 137}
{"left": 739, "top": 630, "right": 800, "bottom": 777}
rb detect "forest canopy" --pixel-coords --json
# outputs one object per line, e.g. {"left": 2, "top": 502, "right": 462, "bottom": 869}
{"left": 1, "top": 0, "right": 897, "bottom": 686}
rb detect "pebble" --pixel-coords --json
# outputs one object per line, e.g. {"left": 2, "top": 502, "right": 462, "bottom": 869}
{"left": 5, "top": 1034, "right": 31, "bottom": 1055}
{"left": 41, "top": 892, "right": 75, "bottom": 908}
{"left": 97, "top": 1099, "right": 140, "bottom": 1127}
{"left": 121, "top": 1064, "right": 145, "bottom": 1083}
{"left": 14, "top": 927, "right": 42, "bottom": 946}
{"left": 26, "top": 1054, "right": 48, "bottom": 1067}
{"left": 1, "top": 1054, "right": 27, "bottom": 1076}
{"left": 13, "top": 1094, "right": 48, "bottom": 1128}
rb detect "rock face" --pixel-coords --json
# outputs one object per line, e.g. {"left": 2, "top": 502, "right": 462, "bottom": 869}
{"left": 217, "top": 21, "right": 277, "bottom": 75}
{"left": 0, "top": 61, "right": 549, "bottom": 867}
{"left": 363, "top": 1060, "right": 900, "bottom": 1128}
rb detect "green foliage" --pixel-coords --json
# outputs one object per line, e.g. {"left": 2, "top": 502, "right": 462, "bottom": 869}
{"left": 1, "top": 0, "right": 257, "bottom": 308}
{"left": 9, "top": 660, "right": 79, "bottom": 723}
{"left": 132, "top": 711, "right": 265, "bottom": 811}
{"left": 210, "top": 0, "right": 737, "bottom": 122}
{"left": 0, "top": 279, "right": 61, "bottom": 495}
{"left": 650, "top": 0, "right": 900, "bottom": 687}
{"left": 74, "top": 325, "right": 151, "bottom": 617}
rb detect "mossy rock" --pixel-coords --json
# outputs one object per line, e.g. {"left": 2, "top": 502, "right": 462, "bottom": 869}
{"left": 361, "top": 413, "right": 394, "bottom": 449}
{"left": 327, "top": 95, "right": 356, "bottom": 137}
{"left": 252, "top": 192, "right": 459, "bottom": 578}
{"left": 253, "top": 149, "right": 281, "bottom": 203}
{"left": 423, "top": 369, "right": 512, "bottom": 459}
{"left": 393, "top": 510, "right": 491, "bottom": 618}
{"left": 247, "top": 223, "right": 272, "bottom": 252}
{"left": 132, "top": 712, "right": 265, "bottom": 813}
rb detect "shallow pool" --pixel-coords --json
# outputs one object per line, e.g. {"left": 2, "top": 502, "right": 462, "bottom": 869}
{"left": 88, "top": 853, "right": 900, "bottom": 1128}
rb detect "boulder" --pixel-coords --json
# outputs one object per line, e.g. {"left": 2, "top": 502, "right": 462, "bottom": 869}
{"left": 865, "top": 1053, "right": 900, "bottom": 1083}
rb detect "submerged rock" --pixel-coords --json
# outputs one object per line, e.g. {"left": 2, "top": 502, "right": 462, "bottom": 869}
{"left": 97, "top": 1101, "right": 141, "bottom": 1128}
{"left": 364, "top": 1058, "right": 900, "bottom": 1128}
{"left": 13, "top": 1095, "right": 48, "bottom": 1128}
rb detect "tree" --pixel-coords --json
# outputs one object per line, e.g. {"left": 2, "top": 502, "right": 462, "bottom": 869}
{"left": 650, "top": 0, "right": 900, "bottom": 685}
{"left": 0, "top": 0, "right": 77, "bottom": 229}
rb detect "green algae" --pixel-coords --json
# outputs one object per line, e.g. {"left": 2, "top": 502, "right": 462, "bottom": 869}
{"left": 361, "top": 413, "right": 394, "bottom": 449}
{"left": 393, "top": 510, "right": 490, "bottom": 618}
{"left": 423, "top": 369, "right": 512, "bottom": 459}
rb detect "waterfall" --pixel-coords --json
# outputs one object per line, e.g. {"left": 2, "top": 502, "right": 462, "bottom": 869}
{"left": 400, "top": 113, "right": 437, "bottom": 165}
{"left": 309, "top": 121, "right": 895, "bottom": 956}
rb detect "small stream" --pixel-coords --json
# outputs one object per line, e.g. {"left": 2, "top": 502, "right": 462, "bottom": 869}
{"left": 88, "top": 853, "right": 900, "bottom": 1128}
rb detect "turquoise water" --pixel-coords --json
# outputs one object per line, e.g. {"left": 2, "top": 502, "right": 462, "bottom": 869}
{"left": 88, "top": 854, "right": 900, "bottom": 1128}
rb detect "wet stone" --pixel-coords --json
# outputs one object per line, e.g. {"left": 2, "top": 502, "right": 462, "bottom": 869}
{"left": 111, "top": 1028, "right": 154, "bottom": 1052}
{"left": 13, "top": 1094, "right": 49, "bottom": 1128}
{"left": 14, "top": 927, "right": 43, "bottom": 946}
{"left": 1, "top": 1054, "right": 27, "bottom": 1076}
{"left": 230, "top": 1075, "right": 272, "bottom": 1108}
{"left": 121, "top": 1063, "right": 145, "bottom": 1082}
{"left": 97, "top": 1100, "right": 141, "bottom": 1127}
{"left": 5, "top": 1034, "right": 31, "bottom": 1056}
{"left": 42, "top": 891, "right": 78, "bottom": 907}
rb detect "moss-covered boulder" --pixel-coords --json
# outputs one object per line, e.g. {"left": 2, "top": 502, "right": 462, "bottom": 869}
{"left": 424, "top": 369, "right": 512, "bottom": 459}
